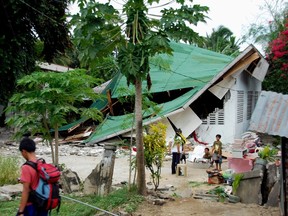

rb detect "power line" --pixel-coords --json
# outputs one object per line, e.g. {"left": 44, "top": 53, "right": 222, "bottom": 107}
{"left": 19, "top": 0, "right": 64, "bottom": 26}
{"left": 148, "top": 0, "right": 175, "bottom": 10}
{"left": 61, "top": 195, "right": 119, "bottom": 216}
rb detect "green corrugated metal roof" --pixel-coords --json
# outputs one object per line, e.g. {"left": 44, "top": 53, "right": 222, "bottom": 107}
{"left": 84, "top": 42, "right": 234, "bottom": 144}
{"left": 112, "top": 41, "right": 233, "bottom": 97}
{"left": 84, "top": 86, "right": 201, "bottom": 144}
{"left": 65, "top": 41, "right": 234, "bottom": 141}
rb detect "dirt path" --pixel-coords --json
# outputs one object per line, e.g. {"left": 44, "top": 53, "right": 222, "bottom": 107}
{"left": 133, "top": 197, "right": 280, "bottom": 216}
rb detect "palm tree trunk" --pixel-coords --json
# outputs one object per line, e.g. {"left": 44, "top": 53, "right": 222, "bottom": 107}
{"left": 135, "top": 78, "right": 146, "bottom": 195}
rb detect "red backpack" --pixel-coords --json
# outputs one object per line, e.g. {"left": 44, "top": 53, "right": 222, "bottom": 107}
{"left": 24, "top": 158, "right": 61, "bottom": 213}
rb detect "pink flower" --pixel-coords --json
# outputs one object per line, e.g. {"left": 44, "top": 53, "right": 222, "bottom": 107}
{"left": 282, "top": 30, "right": 288, "bottom": 35}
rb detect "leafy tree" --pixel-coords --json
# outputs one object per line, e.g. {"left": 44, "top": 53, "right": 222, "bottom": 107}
{"left": 263, "top": 19, "right": 288, "bottom": 93}
{"left": 5, "top": 70, "right": 103, "bottom": 165}
{"left": 245, "top": 0, "right": 288, "bottom": 53}
{"left": 198, "top": 25, "right": 242, "bottom": 57}
{"left": 71, "top": 0, "right": 208, "bottom": 195}
{"left": 244, "top": 0, "right": 288, "bottom": 93}
{"left": 0, "top": 0, "right": 71, "bottom": 110}
{"left": 143, "top": 122, "right": 167, "bottom": 191}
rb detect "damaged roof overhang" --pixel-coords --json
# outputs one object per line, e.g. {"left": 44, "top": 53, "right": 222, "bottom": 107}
{"left": 183, "top": 44, "right": 268, "bottom": 108}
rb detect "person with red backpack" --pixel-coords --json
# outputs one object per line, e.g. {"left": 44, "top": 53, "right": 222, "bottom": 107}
{"left": 17, "top": 137, "right": 61, "bottom": 216}
{"left": 17, "top": 137, "right": 48, "bottom": 216}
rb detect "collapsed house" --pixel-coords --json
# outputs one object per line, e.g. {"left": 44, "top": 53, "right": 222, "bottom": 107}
{"left": 60, "top": 41, "right": 269, "bottom": 146}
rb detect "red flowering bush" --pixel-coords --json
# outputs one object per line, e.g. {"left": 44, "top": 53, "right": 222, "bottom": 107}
{"left": 264, "top": 20, "right": 288, "bottom": 93}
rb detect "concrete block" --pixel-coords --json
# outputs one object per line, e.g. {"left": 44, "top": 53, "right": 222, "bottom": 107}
{"left": 265, "top": 180, "right": 280, "bottom": 207}
{"left": 266, "top": 163, "right": 278, "bottom": 190}
{"left": 236, "top": 169, "right": 263, "bottom": 204}
{"left": 60, "top": 169, "right": 81, "bottom": 194}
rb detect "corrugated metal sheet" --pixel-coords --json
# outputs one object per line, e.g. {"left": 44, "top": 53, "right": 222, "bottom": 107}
{"left": 249, "top": 91, "right": 288, "bottom": 138}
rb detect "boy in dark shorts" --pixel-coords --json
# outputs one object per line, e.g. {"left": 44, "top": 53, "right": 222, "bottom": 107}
{"left": 211, "top": 134, "right": 223, "bottom": 171}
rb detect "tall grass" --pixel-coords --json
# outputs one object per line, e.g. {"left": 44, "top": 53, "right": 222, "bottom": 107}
{"left": 0, "top": 156, "right": 20, "bottom": 186}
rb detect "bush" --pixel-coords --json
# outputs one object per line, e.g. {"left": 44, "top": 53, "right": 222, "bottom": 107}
{"left": 0, "top": 156, "right": 20, "bottom": 186}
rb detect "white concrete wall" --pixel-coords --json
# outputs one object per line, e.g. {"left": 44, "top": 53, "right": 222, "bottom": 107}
{"left": 196, "top": 70, "right": 262, "bottom": 145}
{"left": 234, "top": 71, "right": 262, "bottom": 139}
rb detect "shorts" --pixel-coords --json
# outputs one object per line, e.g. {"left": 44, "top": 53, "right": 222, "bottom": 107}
{"left": 17, "top": 204, "right": 48, "bottom": 216}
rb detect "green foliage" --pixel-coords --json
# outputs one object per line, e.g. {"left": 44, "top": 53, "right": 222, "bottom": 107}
{"left": 6, "top": 69, "right": 102, "bottom": 138}
{"left": 232, "top": 173, "right": 244, "bottom": 195}
{"left": 263, "top": 18, "right": 288, "bottom": 94}
{"left": 245, "top": 0, "right": 288, "bottom": 53}
{"left": 208, "top": 186, "right": 228, "bottom": 202}
{"left": 143, "top": 122, "right": 167, "bottom": 190}
{"left": 0, "top": 156, "right": 20, "bottom": 186}
{"left": 0, "top": 186, "right": 144, "bottom": 216}
{"left": 197, "top": 25, "right": 242, "bottom": 57}
{"left": 258, "top": 146, "right": 278, "bottom": 161}
{"left": 5, "top": 69, "right": 103, "bottom": 164}
{"left": 71, "top": 1, "right": 124, "bottom": 80}
{"left": 0, "top": 0, "right": 71, "bottom": 106}
{"left": 245, "top": 1, "right": 288, "bottom": 94}
{"left": 71, "top": 0, "right": 209, "bottom": 87}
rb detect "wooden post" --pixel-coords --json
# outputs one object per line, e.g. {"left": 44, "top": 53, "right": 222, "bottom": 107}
{"left": 107, "top": 89, "right": 114, "bottom": 116}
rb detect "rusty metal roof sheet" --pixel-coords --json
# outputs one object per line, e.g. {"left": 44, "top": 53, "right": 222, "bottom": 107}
{"left": 249, "top": 91, "right": 288, "bottom": 138}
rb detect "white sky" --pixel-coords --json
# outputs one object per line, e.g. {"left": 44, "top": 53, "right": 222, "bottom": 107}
{"left": 69, "top": 0, "right": 272, "bottom": 51}
{"left": 192, "top": 0, "right": 269, "bottom": 49}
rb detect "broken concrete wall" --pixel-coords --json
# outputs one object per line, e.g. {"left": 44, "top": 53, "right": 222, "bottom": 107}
{"left": 236, "top": 169, "right": 264, "bottom": 204}
{"left": 236, "top": 162, "right": 280, "bottom": 206}
{"left": 83, "top": 143, "right": 116, "bottom": 196}
{"left": 60, "top": 169, "right": 82, "bottom": 194}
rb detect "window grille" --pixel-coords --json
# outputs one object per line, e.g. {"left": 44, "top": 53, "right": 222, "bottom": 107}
{"left": 202, "top": 108, "right": 224, "bottom": 125}
{"left": 247, "top": 91, "right": 259, "bottom": 120}
{"left": 237, "top": 91, "right": 244, "bottom": 123}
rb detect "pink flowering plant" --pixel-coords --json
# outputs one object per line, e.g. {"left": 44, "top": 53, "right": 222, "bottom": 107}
{"left": 264, "top": 19, "right": 288, "bottom": 93}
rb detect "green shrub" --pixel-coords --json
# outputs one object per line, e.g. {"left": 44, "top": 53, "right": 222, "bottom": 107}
{"left": 0, "top": 156, "right": 20, "bottom": 186}
{"left": 143, "top": 122, "right": 167, "bottom": 191}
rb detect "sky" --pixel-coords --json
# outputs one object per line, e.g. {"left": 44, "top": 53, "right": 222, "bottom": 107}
{"left": 69, "top": 0, "right": 272, "bottom": 51}
{"left": 191, "top": 0, "right": 269, "bottom": 49}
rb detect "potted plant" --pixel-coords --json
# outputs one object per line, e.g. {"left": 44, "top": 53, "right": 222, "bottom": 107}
{"left": 254, "top": 146, "right": 278, "bottom": 170}
{"left": 258, "top": 146, "right": 278, "bottom": 162}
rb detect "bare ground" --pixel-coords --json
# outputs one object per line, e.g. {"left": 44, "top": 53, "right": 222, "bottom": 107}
{"left": 0, "top": 127, "right": 281, "bottom": 216}
{"left": 58, "top": 155, "right": 280, "bottom": 216}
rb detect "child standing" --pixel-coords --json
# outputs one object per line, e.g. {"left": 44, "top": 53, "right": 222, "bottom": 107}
{"left": 211, "top": 134, "right": 223, "bottom": 171}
